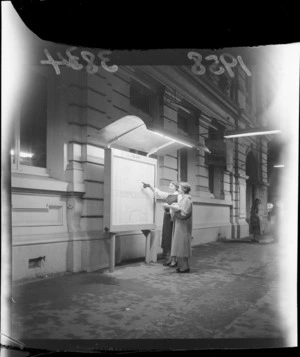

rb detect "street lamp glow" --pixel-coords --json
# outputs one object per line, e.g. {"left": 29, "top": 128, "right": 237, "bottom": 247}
{"left": 151, "top": 131, "right": 193, "bottom": 148}
{"left": 10, "top": 150, "right": 34, "bottom": 158}
{"left": 224, "top": 129, "right": 281, "bottom": 139}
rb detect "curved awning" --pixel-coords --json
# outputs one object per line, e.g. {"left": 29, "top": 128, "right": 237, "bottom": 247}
{"left": 93, "top": 115, "right": 210, "bottom": 156}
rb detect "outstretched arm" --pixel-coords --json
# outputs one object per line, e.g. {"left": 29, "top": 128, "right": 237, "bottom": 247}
{"left": 142, "top": 182, "right": 154, "bottom": 192}
{"left": 142, "top": 182, "right": 168, "bottom": 200}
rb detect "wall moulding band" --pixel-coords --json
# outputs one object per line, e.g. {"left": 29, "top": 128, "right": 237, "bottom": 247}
{"left": 12, "top": 229, "right": 159, "bottom": 247}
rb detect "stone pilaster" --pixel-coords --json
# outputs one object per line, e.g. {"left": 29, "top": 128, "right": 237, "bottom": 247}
{"left": 232, "top": 173, "right": 250, "bottom": 239}
{"left": 66, "top": 194, "right": 84, "bottom": 273}
{"left": 65, "top": 142, "right": 86, "bottom": 273}
{"left": 196, "top": 124, "right": 211, "bottom": 198}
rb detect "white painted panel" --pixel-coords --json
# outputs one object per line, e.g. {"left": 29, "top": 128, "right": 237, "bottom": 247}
{"left": 13, "top": 205, "right": 63, "bottom": 227}
{"left": 12, "top": 194, "right": 66, "bottom": 229}
{"left": 104, "top": 148, "right": 157, "bottom": 232}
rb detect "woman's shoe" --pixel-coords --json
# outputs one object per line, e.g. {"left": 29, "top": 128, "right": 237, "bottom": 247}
{"left": 163, "top": 261, "right": 171, "bottom": 266}
{"left": 169, "top": 262, "right": 178, "bottom": 267}
{"left": 177, "top": 268, "right": 190, "bottom": 273}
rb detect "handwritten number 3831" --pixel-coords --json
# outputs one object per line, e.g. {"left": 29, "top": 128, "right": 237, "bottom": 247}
{"left": 41, "top": 47, "right": 118, "bottom": 75}
{"left": 187, "top": 51, "right": 251, "bottom": 78}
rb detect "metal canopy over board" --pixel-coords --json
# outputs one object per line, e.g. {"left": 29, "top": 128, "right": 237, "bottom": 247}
{"left": 95, "top": 115, "right": 210, "bottom": 155}
{"left": 97, "top": 115, "right": 209, "bottom": 273}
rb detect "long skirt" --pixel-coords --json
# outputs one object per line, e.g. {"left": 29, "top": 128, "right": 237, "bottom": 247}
{"left": 161, "top": 212, "right": 173, "bottom": 252}
{"left": 170, "top": 216, "right": 192, "bottom": 258}
{"left": 249, "top": 216, "right": 260, "bottom": 235}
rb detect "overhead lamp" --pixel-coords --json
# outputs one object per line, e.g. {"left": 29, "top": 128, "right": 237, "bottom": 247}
{"left": 150, "top": 131, "right": 211, "bottom": 153}
{"left": 10, "top": 150, "right": 34, "bottom": 158}
{"left": 224, "top": 128, "right": 281, "bottom": 139}
{"left": 151, "top": 131, "right": 193, "bottom": 148}
{"left": 273, "top": 164, "right": 284, "bottom": 168}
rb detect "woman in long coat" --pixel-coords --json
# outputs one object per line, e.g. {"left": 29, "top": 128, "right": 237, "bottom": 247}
{"left": 249, "top": 198, "right": 261, "bottom": 242}
{"left": 142, "top": 181, "right": 179, "bottom": 266}
{"left": 167, "top": 182, "right": 193, "bottom": 273}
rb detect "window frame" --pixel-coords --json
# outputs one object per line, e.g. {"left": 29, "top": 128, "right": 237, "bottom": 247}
{"left": 11, "top": 66, "right": 50, "bottom": 177}
{"left": 129, "top": 77, "right": 163, "bottom": 125}
{"left": 178, "top": 147, "right": 188, "bottom": 182}
{"left": 177, "top": 106, "right": 198, "bottom": 140}
{"left": 205, "top": 123, "right": 226, "bottom": 199}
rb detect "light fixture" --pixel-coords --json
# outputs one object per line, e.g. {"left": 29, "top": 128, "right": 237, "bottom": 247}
{"left": 146, "top": 141, "right": 175, "bottom": 157}
{"left": 150, "top": 131, "right": 211, "bottom": 153}
{"left": 150, "top": 131, "right": 193, "bottom": 148}
{"left": 10, "top": 150, "right": 34, "bottom": 158}
{"left": 273, "top": 164, "right": 284, "bottom": 168}
{"left": 224, "top": 128, "right": 281, "bottom": 139}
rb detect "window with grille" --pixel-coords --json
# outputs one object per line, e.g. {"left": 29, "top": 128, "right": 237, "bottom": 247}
{"left": 205, "top": 124, "right": 225, "bottom": 199}
{"left": 130, "top": 81, "right": 154, "bottom": 116}
{"left": 11, "top": 70, "right": 48, "bottom": 173}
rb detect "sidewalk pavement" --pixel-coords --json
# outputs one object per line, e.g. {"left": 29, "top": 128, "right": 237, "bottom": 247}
{"left": 9, "top": 234, "right": 293, "bottom": 351}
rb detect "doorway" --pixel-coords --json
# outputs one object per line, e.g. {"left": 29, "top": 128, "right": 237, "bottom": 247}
{"left": 245, "top": 151, "right": 259, "bottom": 222}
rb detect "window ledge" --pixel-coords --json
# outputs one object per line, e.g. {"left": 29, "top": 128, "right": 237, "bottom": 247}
{"left": 12, "top": 172, "right": 68, "bottom": 192}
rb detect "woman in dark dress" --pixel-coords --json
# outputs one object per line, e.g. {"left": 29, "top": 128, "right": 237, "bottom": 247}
{"left": 142, "top": 181, "right": 179, "bottom": 266}
{"left": 165, "top": 182, "right": 193, "bottom": 273}
{"left": 249, "top": 198, "right": 261, "bottom": 242}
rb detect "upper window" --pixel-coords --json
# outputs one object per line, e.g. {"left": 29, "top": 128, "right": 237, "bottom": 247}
{"left": 177, "top": 106, "right": 198, "bottom": 139}
{"left": 130, "top": 79, "right": 156, "bottom": 117}
{"left": 245, "top": 74, "right": 252, "bottom": 108}
{"left": 11, "top": 70, "right": 48, "bottom": 173}
{"left": 178, "top": 147, "right": 188, "bottom": 182}
{"left": 205, "top": 123, "right": 226, "bottom": 199}
{"left": 206, "top": 65, "right": 237, "bottom": 103}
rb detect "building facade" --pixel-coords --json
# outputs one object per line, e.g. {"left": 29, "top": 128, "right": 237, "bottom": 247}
{"left": 8, "top": 23, "right": 275, "bottom": 281}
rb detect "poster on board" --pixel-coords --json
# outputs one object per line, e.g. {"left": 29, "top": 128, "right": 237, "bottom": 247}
{"left": 104, "top": 148, "right": 157, "bottom": 232}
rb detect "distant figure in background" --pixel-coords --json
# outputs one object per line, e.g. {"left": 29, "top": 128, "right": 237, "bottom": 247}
{"left": 142, "top": 181, "right": 179, "bottom": 267}
{"left": 271, "top": 199, "right": 280, "bottom": 242}
{"left": 165, "top": 182, "right": 193, "bottom": 273}
{"left": 249, "top": 198, "right": 261, "bottom": 243}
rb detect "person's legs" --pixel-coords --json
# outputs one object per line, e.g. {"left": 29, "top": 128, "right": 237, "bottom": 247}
{"left": 174, "top": 256, "right": 182, "bottom": 269}
{"left": 169, "top": 256, "right": 177, "bottom": 267}
{"left": 163, "top": 250, "right": 173, "bottom": 265}
{"left": 181, "top": 257, "right": 189, "bottom": 270}
{"left": 176, "top": 257, "right": 190, "bottom": 272}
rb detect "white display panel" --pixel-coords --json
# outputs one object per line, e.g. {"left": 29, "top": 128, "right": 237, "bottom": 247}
{"left": 104, "top": 148, "right": 157, "bottom": 232}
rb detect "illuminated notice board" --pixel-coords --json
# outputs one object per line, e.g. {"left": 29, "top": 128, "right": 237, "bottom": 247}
{"left": 104, "top": 148, "right": 157, "bottom": 233}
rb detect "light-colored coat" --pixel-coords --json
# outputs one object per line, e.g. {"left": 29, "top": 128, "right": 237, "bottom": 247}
{"left": 170, "top": 194, "right": 193, "bottom": 258}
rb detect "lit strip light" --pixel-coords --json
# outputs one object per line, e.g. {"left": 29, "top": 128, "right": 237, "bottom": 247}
{"left": 146, "top": 141, "right": 175, "bottom": 157}
{"left": 10, "top": 150, "right": 34, "bottom": 158}
{"left": 151, "top": 131, "right": 193, "bottom": 148}
{"left": 273, "top": 164, "right": 284, "bottom": 168}
{"left": 224, "top": 129, "right": 281, "bottom": 139}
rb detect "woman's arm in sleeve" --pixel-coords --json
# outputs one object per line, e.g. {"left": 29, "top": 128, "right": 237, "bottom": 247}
{"left": 153, "top": 188, "right": 169, "bottom": 200}
{"left": 177, "top": 197, "right": 192, "bottom": 217}
{"left": 142, "top": 183, "right": 168, "bottom": 200}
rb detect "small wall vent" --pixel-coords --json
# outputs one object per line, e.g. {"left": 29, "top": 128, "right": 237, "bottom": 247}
{"left": 28, "top": 256, "right": 46, "bottom": 269}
